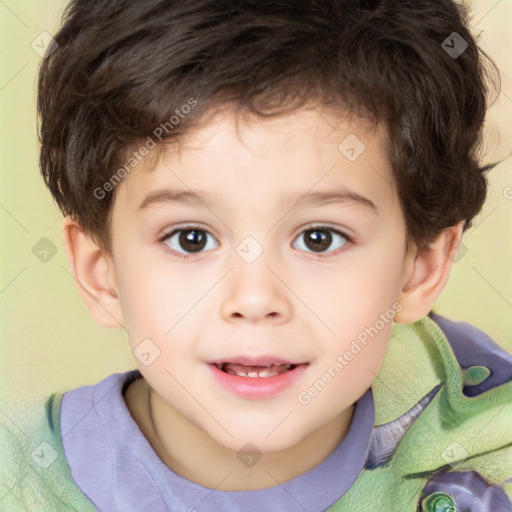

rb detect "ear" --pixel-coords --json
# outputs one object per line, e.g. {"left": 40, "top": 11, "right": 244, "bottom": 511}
{"left": 395, "top": 222, "right": 464, "bottom": 324}
{"left": 61, "top": 216, "right": 124, "bottom": 329}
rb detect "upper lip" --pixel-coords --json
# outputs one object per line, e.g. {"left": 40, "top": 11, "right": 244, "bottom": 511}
{"left": 207, "top": 356, "right": 307, "bottom": 366}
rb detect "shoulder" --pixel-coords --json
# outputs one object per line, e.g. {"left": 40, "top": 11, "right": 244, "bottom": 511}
{"left": 361, "top": 314, "right": 512, "bottom": 511}
{"left": 0, "top": 392, "right": 97, "bottom": 511}
{"left": 428, "top": 312, "right": 512, "bottom": 396}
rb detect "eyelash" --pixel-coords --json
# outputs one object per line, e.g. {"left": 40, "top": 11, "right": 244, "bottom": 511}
{"left": 158, "top": 225, "right": 354, "bottom": 259}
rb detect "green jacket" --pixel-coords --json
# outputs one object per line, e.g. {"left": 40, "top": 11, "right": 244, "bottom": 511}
{"left": 1, "top": 315, "right": 511, "bottom": 511}
{"left": 330, "top": 314, "right": 512, "bottom": 511}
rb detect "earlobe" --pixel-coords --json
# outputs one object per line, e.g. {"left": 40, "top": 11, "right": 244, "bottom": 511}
{"left": 394, "top": 222, "right": 464, "bottom": 324}
{"left": 61, "top": 216, "right": 124, "bottom": 329}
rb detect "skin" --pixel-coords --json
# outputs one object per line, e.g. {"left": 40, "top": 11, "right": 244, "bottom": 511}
{"left": 62, "top": 106, "right": 463, "bottom": 491}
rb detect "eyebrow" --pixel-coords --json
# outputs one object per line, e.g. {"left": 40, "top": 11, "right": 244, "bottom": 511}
{"left": 138, "top": 188, "right": 377, "bottom": 212}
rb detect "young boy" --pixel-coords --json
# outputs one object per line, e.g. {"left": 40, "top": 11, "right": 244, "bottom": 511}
{"left": 2, "top": 0, "right": 512, "bottom": 510}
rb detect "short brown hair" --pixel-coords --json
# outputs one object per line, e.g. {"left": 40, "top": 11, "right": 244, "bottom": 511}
{"left": 38, "top": 0, "right": 499, "bottom": 254}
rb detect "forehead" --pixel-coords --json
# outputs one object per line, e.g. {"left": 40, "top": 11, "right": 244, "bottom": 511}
{"left": 115, "top": 107, "right": 396, "bottom": 215}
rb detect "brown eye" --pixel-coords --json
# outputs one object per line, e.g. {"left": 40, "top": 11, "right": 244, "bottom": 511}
{"left": 304, "top": 229, "right": 332, "bottom": 252}
{"left": 293, "top": 227, "right": 348, "bottom": 254}
{"left": 163, "top": 228, "right": 218, "bottom": 255}
{"left": 178, "top": 230, "right": 207, "bottom": 252}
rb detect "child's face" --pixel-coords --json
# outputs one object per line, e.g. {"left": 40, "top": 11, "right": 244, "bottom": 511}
{"left": 108, "top": 107, "right": 414, "bottom": 453}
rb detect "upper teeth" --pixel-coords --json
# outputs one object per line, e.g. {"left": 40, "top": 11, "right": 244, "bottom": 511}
{"left": 217, "top": 363, "right": 293, "bottom": 378}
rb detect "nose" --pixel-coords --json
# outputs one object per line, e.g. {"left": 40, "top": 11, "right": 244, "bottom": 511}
{"left": 220, "top": 252, "right": 293, "bottom": 324}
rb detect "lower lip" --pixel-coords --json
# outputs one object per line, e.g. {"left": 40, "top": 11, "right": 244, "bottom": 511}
{"left": 209, "top": 364, "right": 308, "bottom": 399}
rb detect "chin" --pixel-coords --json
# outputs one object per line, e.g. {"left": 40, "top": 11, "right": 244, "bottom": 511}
{"left": 207, "top": 420, "right": 307, "bottom": 454}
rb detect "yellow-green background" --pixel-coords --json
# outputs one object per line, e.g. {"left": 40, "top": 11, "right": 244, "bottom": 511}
{"left": 1, "top": 0, "right": 511, "bottom": 404}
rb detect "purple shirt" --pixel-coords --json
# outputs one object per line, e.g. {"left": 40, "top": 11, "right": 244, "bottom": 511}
{"left": 60, "top": 369, "right": 374, "bottom": 512}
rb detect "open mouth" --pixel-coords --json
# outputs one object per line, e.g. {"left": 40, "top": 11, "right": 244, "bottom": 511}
{"left": 209, "top": 360, "right": 309, "bottom": 397}
{"left": 213, "top": 362, "right": 297, "bottom": 378}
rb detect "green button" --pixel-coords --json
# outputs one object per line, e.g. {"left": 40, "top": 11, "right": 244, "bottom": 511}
{"left": 420, "top": 491, "right": 456, "bottom": 512}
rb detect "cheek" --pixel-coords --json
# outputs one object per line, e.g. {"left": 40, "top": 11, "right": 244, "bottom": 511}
{"left": 305, "top": 258, "right": 403, "bottom": 336}
{"left": 295, "top": 325, "right": 390, "bottom": 439}
{"left": 325, "top": 323, "right": 392, "bottom": 393}
{"left": 118, "top": 267, "right": 217, "bottom": 367}
{"left": 119, "top": 255, "right": 196, "bottom": 324}
{"left": 115, "top": 259, "right": 182, "bottom": 339}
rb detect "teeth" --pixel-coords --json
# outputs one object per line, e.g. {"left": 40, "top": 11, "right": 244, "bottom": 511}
{"left": 218, "top": 362, "right": 295, "bottom": 378}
